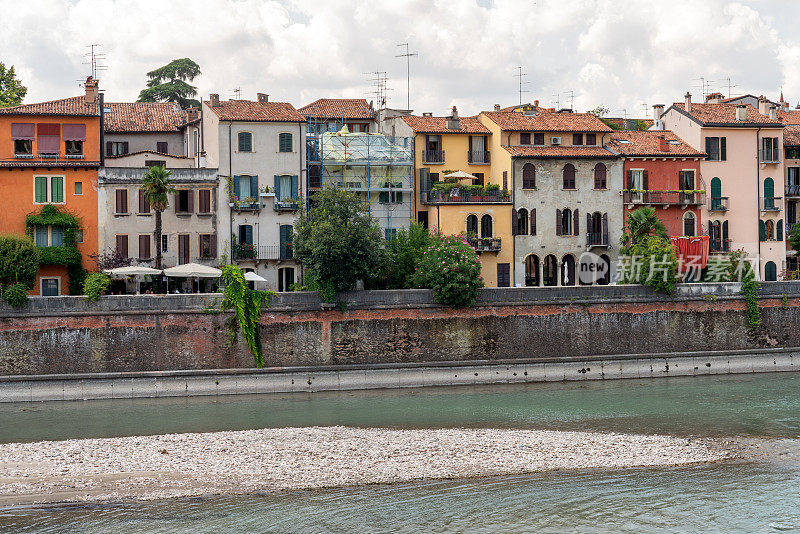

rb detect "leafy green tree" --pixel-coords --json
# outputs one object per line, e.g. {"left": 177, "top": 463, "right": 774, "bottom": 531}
{"left": 412, "top": 234, "right": 484, "bottom": 307}
{"left": 83, "top": 272, "right": 111, "bottom": 302}
{"left": 0, "top": 63, "right": 27, "bottom": 108}
{"left": 137, "top": 58, "right": 201, "bottom": 109}
{"left": 589, "top": 105, "right": 610, "bottom": 117}
{"left": 370, "top": 223, "right": 432, "bottom": 289}
{"left": 619, "top": 207, "right": 678, "bottom": 294}
{"left": 0, "top": 235, "right": 39, "bottom": 289}
{"left": 141, "top": 166, "right": 176, "bottom": 269}
{"left": 620, "top": 207, "right": 668, "bottom": 247}
{"left": 293, "top": 187, "right": 384, "bottom": 299}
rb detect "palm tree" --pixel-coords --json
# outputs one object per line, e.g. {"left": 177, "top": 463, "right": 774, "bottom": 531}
{"left": 142, "top": 166, "right": 176, "bottom": 269}
{"left": 620, "top": 206, "right": 668, "bottom": 247}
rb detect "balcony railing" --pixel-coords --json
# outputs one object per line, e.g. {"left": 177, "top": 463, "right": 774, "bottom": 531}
{"left": 709, "top": 239, "right": 731, "bottom": 253}
{"left": 586, "top": 232, "right": 610, "bottom": 247}
{"left": 759, "top": 148, "right": 781, "bottom": 163}
{"left": 622, "top": 190, "right": 706, "bottom": 206}
{"left": 466, "top": 236, "right": 501, "bottom": 253}
{"left": 232, "top": 199, "right": 260, "bottom": 211}
{"left": 708, "top": 196, "right": 729, "bottom": 211}
{"left": 786, "top": 184, "right": 800, "bottom": 197}
{"left": 467, "top": 150, "right": 490, "bottom": 164}
{"left": 422, "top": 149, "right": 445, "bottom": 164}
{"left": 761, "top": 196, "right": 782, "bottom": 211}
{"left": 423, "top": 189, "right": 511, "bottom": 204}
{"left": 232, "top": 244, "right": 288, "bottom": 261}
{"left": 274, "top": 199, "right": 300, "bottom": 211}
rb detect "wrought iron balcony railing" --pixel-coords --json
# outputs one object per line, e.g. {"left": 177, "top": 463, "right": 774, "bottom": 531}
{"left": 761, "top": 196, "right": 782, "bottom": 211}
{"left": 709, "top": 238, "right": 731, "bottom": 253}
{"left": 423, "top": 189, "right": 511, "bottom": 204}
{"left": 466, "top": 236, "right": 501, "bottom": 253}
{"left": 708, "top": 196, "right": 729, "bottom": 211}
{"left": 586, "top": 232, "right": 610, "bottom": 247}
{"left": 623, "top": 190, "right": 706, "bottom": 206}
{"left": 422, "top": 149, "right": 445, "bottom": 164}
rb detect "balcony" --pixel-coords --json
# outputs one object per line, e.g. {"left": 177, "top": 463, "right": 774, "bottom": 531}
{"left": 466, "top": 236, "right": 501, "bottom": 253}
{"left": 759, "top": 148, "right": 781, "bottom": 164}
{"left": 586, "top": 232, "right": 610, "bottom": 247}
{"left": 274, "top": 199, "right": 300, "bottom": 211}
{"left": 709, "top": 238, "right": 731, "bottom": 253}
{"left": 786, "top": 184, "right": 800, "bottom": 197}
{"left": 233, "top": 244, "right": 290, "bottom": 261}
{"left": 231, "top": 199, "right": 260, "bottom": 211}
{"left": 623, "top": 190, "right": 706, "bottom": 206}
{"left": 422, "top": 149, "right": 445, "bottom": 164}
{"left": 708, "top": 196, "right": 729, "bottom": 211}
{"left": 760, "top": 196, "right": 782, "bottom": 211}
{"left": 467, "top": 150, "right": 490, "bottom": 164}
{"left": 423, "top": 189, "right": 511, "bottom": 205}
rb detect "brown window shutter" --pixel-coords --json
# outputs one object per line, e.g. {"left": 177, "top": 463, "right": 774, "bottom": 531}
{"left": 626, "top": 169, "right": 633, "bottom": 189}
{"left": 115, "top": 190, "right": 121, "bottom": 213}
{"left": 556, "top": 209, "right": 562, "bottom": 236}
{"left": 503, "top": 171, "right": 507, "bottom": 190}
{"left": 643, "top": 170, "right": 649, "bottom": 190}
{"left": 174, "top": 193, "right": 179, "bottom": 213}
{"left": 602, "top": 213, "right": 608, "bottom": 238}
{"left": 122, "top": 142, "right": 129, "bottom": 155}
{"left": 116, "top": 235, "right": 128, "bottom": 258}
{"left": 139, "top": 235, "right": 150, "bottom": 259}
{"left": 531, "top": 208, "right": 536, "bottom": 235}
{"left": 106, "top": 141, "right": 112, "bottom": 156}
{"left": 122, "top": 190, "right": 128, "bottom": 213}
{"left": 573, "top": 209, "right": 579, "bottom": 236}
{"left": 210, "top": 234, "right": 217, "bottom": 258}
{"left": 188, "top": 190, "right": 194, "bottom": 213}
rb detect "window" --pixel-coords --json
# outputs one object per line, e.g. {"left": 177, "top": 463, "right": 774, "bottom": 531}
{"left": 418, "top": 211, "right": 429, "bottom": 229}
{"left": 516, "top": 208, "right": 528, "bottom": 235}
{"left": 520, "top": 132, "right": 531, "bottom": 145}
{"left": 497, "top": 263, "right": 511, "bottom": 287}
{"left": 280, "top": 224, "right": 293, "bottom": 259}
{"left": 789, "top": 167, "right": 800, "bottom": 187}
{"left": 35, "top": 226, "right": 48, "bottom": 246}
{"left": 525, "top": 255, "right": 540, "bottom": 286}
{"left": 115, "top": 189, "right": 128, "bottom": 214}
{"left": 562, "top": 164, "right": 576, "bottom": 189}
{"left": 787, "top": 147, "right": 800, "bottom": 159}
{"left": 37, "top": 123, "right": 60, "bottom": 154}
{"left": 198, "top": 189, "right": 212, "bottom": 213}
{"left": 34, "top": 226, "right": 65, "bottom": 247}
{"left": 384, "top": 228, "right": 397, "bottom": 240}
{"left": 762, "top": 137, "right": 779, "bottom": 162}
{"left": 193, "top": 131, "right": 198, "bottom": 156}
{"left": 278, "top": 267, "right": 295, "bottom": 292}
{"left": 593, "top": 163, "right": 607, "bottom": 189}
{"left": 238, "top": 132, "right": 252, "bottom": 152}
{"left": 116, "top": 235, "right": 129, "bottom": 258}
{"left": 238, "top": 224, "right": 253, "bottom": 245}
{"left": 63, "top": 124, "right": 85, "bottom": 157}
{"left": 765, "top": 261, "right": 777, "bottom": 281}
{"left": 138, "top": 189, "right": 150, "bottom": 214}
{"left": 51, "top": 226, "right": 64, "bottom": 246}
{"left": 144, "top": 160, "right": 166, "bottom": 168}
{"left": 34, "top": 176, "right": 64, "bottom": 204}
{"left": 557, "top": 208, "right": 573, "bottom": 236}
{"left": 65, "top": 140, "right": 83, "bottom": 156}
{"left": 683, "top": 212, "right": 696, "bottom": 236}
{"left": 764, "top": 177, "right": 776, "bottom": 209}
{"left": 235, "top": 175, "right": 256, "bottom": 200}
{"left": 41, "top": 278, "right": 59, "bottom": 296}
{"left": 279, "top": 132, "right": 293, "bottom": 152}
{"left": 466, "top": 214, "right": 478, "bottom": 235}
{"left": 480, "top": 214, "right": 493, "bottom": 238}
{"left": 705, "top": 136, "right": 726, "bottom": 161}
{"left": 379, "top": 182, "right": 403, "bottom": 204}
{"left": 274, "top": 174, "right": 297, "bottom": 201}
{"left": 74, "top": 181, "right": 82, "bottom": 195}
{"left": 533, "top": 133, "right": 545, "bottom": 146}
{"left": 14, "top": 139, "right": 32, "bottom": 155}
{"left": 176, "top": 190, "right": 193, "bottom": 213}
{"left": 76, "top": 229, "right": 83, "bottom": 243}
{"left": 573, "top": 133, "right": 583, "bottom": 145}
{"left": 473, "top": 173, "right": 484, "bottom": 186}
{"left": 156, "top": 141, "right": 168, "bottom": 154}
{"left": 11, "top": 123, "right": 34, "bottom": 155}
{"left": 522, "top": 163, "right": 536, "bottom": 189}
{"left": 199, "top": 234, "right": 216, "bottom": 258}
{"left": 139, "top": 235, "right": 151, "bottom": 260}
{"left": 161, "top": 234, "right": 168, "bottom": 253}
{"left": 178, "top": 234, "right": 190, "bottom": 264}
{"left": 107, "top": 141, "right": 129, "bottom": 156}
{"left": 585, "top": 133, "right": 597, "bottom": 146}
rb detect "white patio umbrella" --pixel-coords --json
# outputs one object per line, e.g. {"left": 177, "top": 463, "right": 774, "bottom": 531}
{"left": 162, "top": 263, "right": 222, "bottom": 278}
{"left": 104, "top": 266, "right": 163, "bottom": 276}
{"left": 442, "top": 170, "right": 477, "bottom": 180}
{"left": 244, "top": 271, "right": 267, "bottom": 283}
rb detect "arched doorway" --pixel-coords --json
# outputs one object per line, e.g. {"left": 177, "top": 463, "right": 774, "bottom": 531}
{"left": 765, "top": 261, "right": 777, "bottom": 281}
{"left": 524, "top": 255, "right": 540, "bottom": 286}
{"left": 543, "top": 254, "right": 558, "bottom": 286}
{"left": 561, "top": 254, "right": 576, "bottom": 286}
{"left": 466, "top": 214, "right": 478, "bottom": 235}
{"left": 598, "top": 254, "right": 611, "bottom": 285}
{"left": 481, "top": 214, "right": 493, "bottom": 238}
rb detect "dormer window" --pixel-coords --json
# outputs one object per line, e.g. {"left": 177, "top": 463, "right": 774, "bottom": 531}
{"left": 533, "top": 133, "right": 545, "bottom": 146}
{"left": 573, "top": 134, "right": 584, "bottom": 146}
{"left": 585, "top": 133, "right": 597, "bottom": 146}
{"left": 520, "top": 133, "right": 531, "bottom": 145}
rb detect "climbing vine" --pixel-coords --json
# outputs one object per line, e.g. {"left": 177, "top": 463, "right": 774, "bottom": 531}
{"left": 25, "top": 205, "right": 86, "bottom": 294}
{"left": 220, "top": 265, "right": 275, "bottom": 367}
{"left": 741, "top": 276, "right": 762, "bottom": 333}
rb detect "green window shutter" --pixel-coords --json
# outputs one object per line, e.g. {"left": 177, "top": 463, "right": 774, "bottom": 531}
{"left": 395, "top": 183, "right": 403, "bottom": 203}
{"left": 721, "top": 137, "right": 727, "bottom": 161}
{"left": 759, "top": 220, "right": 766, "bottom": 242}
{"left": 238, "top": 132, "right": 251, "bottom": 152}
{"left": 279, "top": 133, "right": 292, "bottom": 152}
{"left": 51, "top": 177, "right": 63, "bottom": 203}
{"left": 711, "top": 177, "right": 721, "bottom": 198}
{"left": 279, "top": 224, "right": 292, "bottom": 259}
{"left": 764, "top": 177, "right": 774, "bottom": 198}
{"left": 273, "top": 175, "right": 281, "bottom": 199}
{"left": 722, "top": 220, "right": 729, "bottom": 240}
{"left": 233, "top": 176, "right": 241, "bottom": 200}
{"left": 291, "top": 175, "right": 299, "bottom": 198}
{"left": 35, "top": 176, "right": 47, "bottom": 203}
{"left": 778, "top": 220, "right": 784, "bottom": 241}
{"left": 250, "top": 175, "right": 259, "bottom": 199}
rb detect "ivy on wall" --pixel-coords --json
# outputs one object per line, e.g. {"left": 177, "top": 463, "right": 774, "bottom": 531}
{"left": 25, "top": 205, "right": 86, "bottom": 294}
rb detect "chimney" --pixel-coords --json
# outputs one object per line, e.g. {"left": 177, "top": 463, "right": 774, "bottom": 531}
{"left": 185, "top": 107, "right": 199, "bottom": 122}
{"left": 494, "top": 104, "right": 501, "bottom": 111}
{"left": 758, "top": 96, "right": 769, "bottom": 115}
{"left": 84, "top": 76, "right": 99, "bottom": 105}
{"left": 736, "top": 104, "right": 747, "bottom": 121}
{"left": 684, "top": 92, "right": 692, "bottom": 114}
{"left": 658, "top": 135, "right": 669, "bottom": 152}
{"left": 534, "top": 99, "right": 539, "bottom": 107}
{"left": 257, "top": 93, "right": 269, "bottom": 103}
{"left": 652, "top": 104, "right": 665, "bottom": 120}
{"left": 705, "top": 92, "right": 723, "bottom": 104}
{"left": 210, "top": 94, "right": 220, "bottom": 107}
{"left": 446, "top": 106, "right": 460, "bottom": 129}
{"left": 769, "top": 105, "right": 777, "bottom": 120}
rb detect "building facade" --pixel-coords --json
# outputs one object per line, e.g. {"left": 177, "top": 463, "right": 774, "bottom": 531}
{"left": 299, "top": 98, "right": 376, "bottom": 135}
{"left": 103, "top": 102, "right": 187, "bottom": 159}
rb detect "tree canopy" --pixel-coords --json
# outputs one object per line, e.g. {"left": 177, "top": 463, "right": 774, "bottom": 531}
{"left": 0, "top": 63, "right": 27, "bottom": 108}
{"left": 0, "top": 235, "right": 39, "bottom": 289}
{"left": 137, "top": 58, "right": 201, "bottom": 109}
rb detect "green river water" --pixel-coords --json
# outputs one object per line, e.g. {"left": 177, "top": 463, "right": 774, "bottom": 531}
{"left": 1, "top": 372, "right": 799, "bottom": 532}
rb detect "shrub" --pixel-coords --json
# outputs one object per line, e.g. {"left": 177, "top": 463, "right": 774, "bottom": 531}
{"left": 0, "top": 235, "right": 39, "bottom": 289}
{"left": 413, "top": 234, "right": 484, "bottom": 307}
{"left": 369, "top": 223, "right": 432, "bottom": 290}
{"left": 83, "top": 272, "right": 111, "bottom": 302}
{"left": 2, "top": 283, "right": 28, "bottom": 308}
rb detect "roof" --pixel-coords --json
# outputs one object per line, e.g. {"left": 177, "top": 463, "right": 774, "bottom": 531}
{"left": 498, "top": 103, "right": 548, "bottom": 113}
{"left": 104, "top": 102, "right": 185, "bottom": 133}
{"left": 602, "top": 117, "right": 654, "bottom": 130}
{"left": 480, "top": 110, "right": 612, "bottom": 132}
{"left": 784, "top": 125, "right": 800, "bottom": 146}
{"left": 668, "top": 102, "right": 782, "bottom": 127}
{"left": 0, "top": 160, "right": 100, "bottom": 168}
{"left": 105, "top": 150, "right": 192, "bottom": 159}
{"left": 400, "top": 115, "right": 491, "bottom": 134}
{"left": 778, "top": 108, "right": 800, "bottom": 126}
{"left": 299, "top": 98, "right": 373, "bottom": 120}
{"left": 606, "top": 130, "right": 706, "bottom": 157}
{"left": 502, "top": 145, "right": 616, "bottom": 159}
{"left": 204, "top": 99, "right": 304, "bottom": 122}
{"left": 0, "top": 95, "right": 99, "bottom": 117}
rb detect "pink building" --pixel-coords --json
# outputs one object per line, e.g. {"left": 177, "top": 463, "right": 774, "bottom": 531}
{"left": 659, "top": 93, "right": 785, "bottom": 280}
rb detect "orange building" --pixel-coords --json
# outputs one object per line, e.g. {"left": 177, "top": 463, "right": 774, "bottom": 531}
{"left": 0, "top": 78, "right": 101, "bottom": 295}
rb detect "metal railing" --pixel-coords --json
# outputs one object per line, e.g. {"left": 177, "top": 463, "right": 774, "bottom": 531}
{"left": 786, "top": 184, "right": 800, "bottom": 197}
{"left": 466, "top": 236, "right": 501, "bottom": 253}
{"left": 232, "top": 244, "right": 287, "bottom": 260}
{"left": 273, "top": 199, "right": 300, "bottom": 211}
{"left": 232, "top": 200, "right": 260, "bottom": 211}
{"left": 586, "top": 232, "right": 610, "bottom": 247}
{"left": 708, "top": 196, "right": 729, "bottom": 211}
{"left": 467, "top": 150, "right": 490, "bottom": 164}
{"left": 709, "top": 239, "right": 731, "bottom": 253}
{"left": 422, "top": 149, "right": 445, "bottom": 164}
{"left": 423, "top": 189, "right": 511, "bottom": 204}
{"left": 759, "top": 148, "right": 781, "bottom": 163}
{"left": 622, "top": 190, "right": 706, "bottom": 206}
{"left": 761, "top": 196, "right": 782, "bottom": 211}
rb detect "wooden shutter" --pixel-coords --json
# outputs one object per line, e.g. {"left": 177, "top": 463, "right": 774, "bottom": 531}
{"left": 116, "top": 189, "right": 127, "bottom": 213}
{"left": 573, "top": 209, "right": 579, "bottom": 236}
{"left": 156, "top": 141, "right": 167, "bottom": 153}
{"left": 250, "top": 176, "right": 259, "bottom": 199}
{"left": 187, "top": 190, "right": 194, "bottom": 213}
{"left": 174, "top": 192, "right": 179, "bottom": 213}
{"left": 626, "top": 169, "right": 633, "bottom": 190}
{"left": 586, "top": 213, "right": 591, "bottom": 237}
{"left": 778, "top": 220, "right": 784, "bottom": 241}
{"left": 642, "top": 170, "right": 649, "bottom": 190}
{"left": 503, "top": 171, "right": 508, "bottom": 190}
{"left": 273, "top": 175, "right": 281, "bottom": 199}
{"left": 116, "top": 235, "right": 128, "bottom": 258}
{"left": 759, "top": 220, "right": 766, "bottom": 241}
{"left": 720, "top": 137, "right": 727, "bottom": 161}
{"left": 711, "top": 177, "right": 721, "bottom": 199}
{"left": 106, "top": 141, "right": 113, "bottom": 156}
{"left": 233, "top": 176, "right": 241, "bottom": 199}
{"left": 722, "top": 220, "right": 728, "bottom": 240}
{"left": 497, "top": 263, "right": 510, "bottom": 288}
{"left": 122, "top": 142, "right": 129, "bottom": 155}
{"left": 280, "top": 224, "right": 293, "bottom": 259}
{"left": 705, "top": 137, "right": 712, "bottom": 159}
{"left": 602, "top": 213, "right": 608, "bottom": 240}
{"left": 291, "top": 175, "right": 299, "bottom": 198}
{"left": 139, "top": 235, "right": 150, "bottom": 259}
{"left": 210, "top": 234, "right": 217, "bottom": 258}
{"left": 556, "top": 209, "right": 562, "bottom": 236}
{"left": 419, "top": 168, "right": 430, "bottom": 194}
{"left": 530, "top": 208, "right": 536, "bottom": 235}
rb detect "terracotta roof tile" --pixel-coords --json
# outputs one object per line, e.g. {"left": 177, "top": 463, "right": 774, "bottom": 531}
{"left": 104, "top": 102, "right": 185, "bottom": 133}
{"left": 778, "top": 108, "right": 800, "bottom": 125}
{"left": 299, "top": 98, "right": 373, "bottom": 119}
{"left": 204, "top": 99, "right": 304, "bottom": 122}
{"left": 503, "top": 145, "right": 616, "bottom": 158}
{"left": 784, "top": 125, "right": 800, "bottom": 146}
{"left": 0, "top": 160, "right": 100, "bottom": 168}
{"left": 400, "top": 115, "right": 491, "bottom": 134}
{"left": 481, "top": 111, "right": 611, "bottom": 132}
{"left": 0, "top": 95, "right": 99, "bottom": 117}
{"left": 607, "top": 130, "right": 705, "bottom": 157}
{"left": 670, "top": 102, "right": 781, "bottom": 126}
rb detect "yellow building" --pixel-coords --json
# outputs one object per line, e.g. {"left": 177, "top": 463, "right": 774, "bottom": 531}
{"left": 386, "top": 107, "right": 514, "bottom": 287}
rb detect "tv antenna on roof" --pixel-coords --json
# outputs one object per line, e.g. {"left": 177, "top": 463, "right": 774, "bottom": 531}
{"left": 514, "top": 66, "right": 529, "bottom": 106}
{"left": 721, "top": 77, "right": 739, "bottom": 99}
{"left": 552, "top": 92, "right": 560, "bottom": 110}
{"left": 364, "top": 71, "right": 391, "bottom": 108}
{"left": 82, "top": 44, "right": 107, "bottom": 79}
{"left": 563, "top": 90, "right": 575, "bottom": 111}
{"left": 396, "top": 43, "right": 418, "bottom": 111}
{"left": 693, "top": 77, "right": 715, "bottom": 98}
{"left": 231, "top": 87, "right": 242, "bottom": 99}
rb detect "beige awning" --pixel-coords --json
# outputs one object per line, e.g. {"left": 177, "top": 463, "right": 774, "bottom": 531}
{"left": 104, "top": 266, "right": 163, "bottom": 277}
{"left": 163, "top": 263, "right": 222, "bottom": 278}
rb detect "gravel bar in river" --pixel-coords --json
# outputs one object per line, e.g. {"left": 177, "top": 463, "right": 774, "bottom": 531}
{"left": 0, "top": 426, "right": 729, "bottom": 506}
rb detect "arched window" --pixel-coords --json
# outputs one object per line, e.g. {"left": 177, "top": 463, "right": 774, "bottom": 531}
{"left": 543, "top": 255, "right": 558, "bottom": 286}
{"left": 710, "top": 220, "right": 721, "bottom": 251}
{"left": 561, "top": 255, "right": 576, "bottom": 286}
{"left": 765, "top": 261, "right": 777, "bottom": 281}
{"left": 516, "top": 208, "right": 528, "bottom": 235}
{"left": 279, "top": 132, "right": 293, "bottom": 153}
{"left": 683, "top": 212, "right": 696, "bottom": 236}
{"left": 710, "top": 177, "right": 723, "bottom": 210}
{"left": 466, "top": 214, "right": 478, "bottom": 235}
{"left": 237, "top": 132, "right": 253, "bottom": 152}
{"left": 563, "top": 164, "right": 576, "bottom": 189}
{"left": 525, "top": 255, "right": 540, "bottom": 286}
{"left": 530, "top": 208, "right": 536, "bottom": 235}
{"left": 593, "top": 163, "right": 607, "bottom": 189}
{"left": 764, "top": 177, "right": 775, "bottom": 209}
{"left": 481, "top": 214, "right": 493, "bottom": 238}
{"left": 522, "top": 163, "right": 536, "bottom": 189}
{"left": 559, "top": 208, "right": 572, "bottom": 235}
{"left": 765, "top": 219, "right": 775, "bottom": 240}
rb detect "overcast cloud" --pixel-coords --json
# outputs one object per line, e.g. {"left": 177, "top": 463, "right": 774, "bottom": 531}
{"left": 1, "top": 0, "right": 799, "bottom": 117}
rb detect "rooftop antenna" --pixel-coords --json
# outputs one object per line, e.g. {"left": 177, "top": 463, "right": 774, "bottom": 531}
{"left": 641, "top": 102, "right": 649, "bottom": 119}
{"left": 692, "top": 77, "right": 715, "bottom": 98}
{"left": 514, "top": 66, "right": 529, "bottom": 106}
{"left": 721, "top": 77, "right": 739, "bottom": 98}
{"left": 563, "top": 90, "right": 575, "bottom": 110}
{"left": 364, "top": 71, "right": 391, "bottom": 108}
{"left": 231, "top": 87, "right": 242, "bottom": 99}
{"left": 82, "top": 44, "right": 107, "bottom": 79}
{"left": 396, "top": 43, "right": 418, "bottom": 110}
{"left": 551, "top": 92, "right": 560, "bottom": 110}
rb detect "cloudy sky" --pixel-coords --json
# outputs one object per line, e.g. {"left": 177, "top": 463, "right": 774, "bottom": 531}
{"left": 2, "top": 0, "right": 799, "bottom": 118}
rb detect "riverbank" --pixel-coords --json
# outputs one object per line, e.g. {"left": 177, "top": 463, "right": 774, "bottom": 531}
{"left": 0, "top": 426, "right": 729, "bottom": 506}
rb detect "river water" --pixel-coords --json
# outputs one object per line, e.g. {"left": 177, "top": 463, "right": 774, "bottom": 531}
{"left": 1, "top": 372, "right": 799, "bottom": 532}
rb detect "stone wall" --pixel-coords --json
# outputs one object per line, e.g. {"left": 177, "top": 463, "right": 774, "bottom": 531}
{"left": 2, "top": 283, "right": 800, "bottom": 375}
